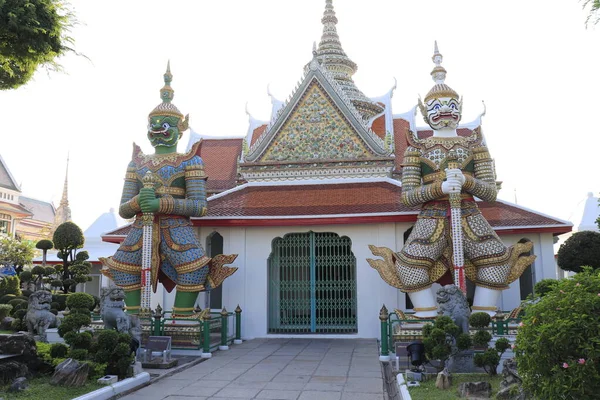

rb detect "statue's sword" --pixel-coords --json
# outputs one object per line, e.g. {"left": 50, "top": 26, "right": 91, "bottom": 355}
{"left": 141, "top": 171, "right": 157, "bottom": 313}
{"left": 447, "top": 152, "right": 467, "bottom": 294}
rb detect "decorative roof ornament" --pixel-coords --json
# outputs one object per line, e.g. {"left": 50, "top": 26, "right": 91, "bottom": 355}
{"left": 313, "top": 0, "right": 383, "bottom": 119}
{"left": 149, "top": 61, "right": 187, "bottom": 124}
{"left": 424, "top": 41, "right": 459, "bottom": 103}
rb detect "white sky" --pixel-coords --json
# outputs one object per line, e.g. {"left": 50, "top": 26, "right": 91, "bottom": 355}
{"left": 1, "top": 0, "right": 599, "bottom": 231}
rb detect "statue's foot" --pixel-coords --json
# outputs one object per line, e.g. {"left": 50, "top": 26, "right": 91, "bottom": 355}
{"left": 472, "top": 286, "right": 501, "bottom": 317}
{"left": 409, "top": 287, "right": 438, "bottom": 319}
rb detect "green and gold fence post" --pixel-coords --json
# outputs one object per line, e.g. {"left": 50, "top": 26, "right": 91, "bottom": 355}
{"left": 219, "top": 308, "right": 230, "bottom": 351}
{"left": 201, "top": 308, "right": 212, "bottom": 358}
{"left": 234, "top": 305, "right": 242, "bottom": 344}
{"left": 153, "top": 304, "right": 163, "bottom": 336}
{"left": 379, "top": 305, "right": 390, "bottom": 362}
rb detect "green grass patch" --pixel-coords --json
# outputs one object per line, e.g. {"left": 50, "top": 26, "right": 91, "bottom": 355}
{"left": 0, "top": 375, "right": 104, "bottom": 400}
{"left": 408, "top": 373, "right": 502, "bottom": 400}
{"left": 0, "top": 330, "right": 15, "bottom": 334}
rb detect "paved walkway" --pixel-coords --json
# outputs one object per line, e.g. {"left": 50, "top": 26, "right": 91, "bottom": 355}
{"left": 121, "top": 338, "right": 385, "bottom": 400}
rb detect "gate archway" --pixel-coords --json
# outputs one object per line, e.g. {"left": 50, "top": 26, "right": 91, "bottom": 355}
{"left": 268, "top": 231, "right": 357, "bottom": 334}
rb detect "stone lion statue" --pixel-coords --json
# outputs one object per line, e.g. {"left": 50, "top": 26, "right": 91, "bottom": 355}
{"left": 100, "top": 286, "right": 141, "bottom": 348}
{"left": 436, "top": 284, "right": 471, "bottom": 333}
{"left": 25, "top": 290, "right": 57, "bottom": 342}
{"left": 100, "top": 286, "right": 130, "bottom": 333}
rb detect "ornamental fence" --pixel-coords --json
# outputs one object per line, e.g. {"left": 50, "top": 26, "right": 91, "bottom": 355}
{"left": 138, "top": 306, "right": 242, "bottom": 352}
{"left": 378, "top": 305, "right": 522, "bottom": 359}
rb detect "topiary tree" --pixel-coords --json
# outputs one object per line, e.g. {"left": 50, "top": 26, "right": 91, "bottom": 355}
{"left": 515, "top": 268, "right": 600, "bottom": 399}
{"left": 35, "top": 239, "right": 53, "bottom": 267}
{"left": 52, "top": 222, "right": 87, "bottom": 293}
{"left": 557, "top": 231, "right": 600, "bottom": 273}
{"left": 94, "top": 330, "right": 134, "bottom": 379}
{"left": 58, "top": 293, "right": 93, "bottom": 354}
{"left": 422, "top": 316, "right": 472, "bottom": 372}
{"left": 0, "top": 276, "right": 21, "bottom": 297}
{"left": 474, "top": 337, "right": 511, "bottom": 376}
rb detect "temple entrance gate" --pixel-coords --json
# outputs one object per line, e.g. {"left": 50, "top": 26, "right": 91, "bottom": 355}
{"left": 268, "top": 232, "right": 357, "bottom": 334}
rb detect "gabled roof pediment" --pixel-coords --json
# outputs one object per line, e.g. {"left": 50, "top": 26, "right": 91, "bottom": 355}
{"left": 244, "top": 61, "right": 390, "bottom": 163}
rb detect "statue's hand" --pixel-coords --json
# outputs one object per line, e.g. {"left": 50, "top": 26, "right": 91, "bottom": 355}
{"left": 445, "top": 168, "right": 465, "bottom": 185}
{"left": 442, "top": 168, "right": 465, "bottom": 195}
{"left": 139, "top": 188, "right": 159, "bottom": 213}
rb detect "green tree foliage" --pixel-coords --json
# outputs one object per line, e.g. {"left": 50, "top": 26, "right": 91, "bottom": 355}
{"left": 557, "top": 231, "right": 600, "bottom": 273}
{"left": 534, "top": 278, "right": 559, "bottom": 297}
{"left": 0, "top": 235, "right": 36, "bottom": 273}
{"left": 582, "top": 0, "right": 600, "bottom": 26}
{"left": 94, "top": 330, "right": 134, "bottom": 379}
{"left": 474, "top": 338, "right": 511, "bottom": 376}
{"left": 0, "top": 0, "right": 77, "bottom": 90}
{"left": 422, "top": 316, "right": 472, "bottom": 371}
{"left": 52, "top": 222, "right": 90, "bottom": 293}
{"left": 0, "top": 275, "right": 21, "bottom": 296}
{"left": 515, "top": 268, "right": 600, "bottom": 399}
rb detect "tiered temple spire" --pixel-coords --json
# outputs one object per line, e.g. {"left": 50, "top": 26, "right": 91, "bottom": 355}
{"left": 315, "top": 0, "right": 383, "bottom": 120}
{"left": 424, "top": 41, "right": 459, "bottom": 102}
{"left": 52, "top": 155, "right": 72, "bottom": 232}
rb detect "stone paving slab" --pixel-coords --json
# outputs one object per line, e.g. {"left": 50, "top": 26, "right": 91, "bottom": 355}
{"left": 120, "top": 338, "right": 384, "bottom": 400}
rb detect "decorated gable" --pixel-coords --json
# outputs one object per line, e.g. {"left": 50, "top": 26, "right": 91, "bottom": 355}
{"left": 259, "top": 79, "right": 375, "bottom": 163}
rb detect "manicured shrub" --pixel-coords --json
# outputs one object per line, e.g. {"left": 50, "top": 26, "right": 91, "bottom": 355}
{"left": 21, "top": 289, "right": 32, "bottom": 297}
{"left": 94, "top": 330, "right": 134, "bottom": 379}
{"left": 57, "top": 313, "right": 91, "bottom": 338}
{"left": 66, "top": 292, "right": 94, "bottom": 312}
{"left": 50, "top": 343, "right": 68, "bottom": 358}
{"left": 557, "top": 231, "right": 600, "bottom": 273}
{"left": 515, "top": 268, "right": 600, "bottom": 399}
{"left": 473, "top": 330, "right": 492, "bottom": 348}
{"left": 13, "top": 309, "right": 27, "bottom": 320}
{"left": 7, "top": 298, "right": 27, "bottom": 310}
{"left": 70, "top": 348, "right": 88, "bottom": 361}
{"left": 469, "top": 312, "right": 491, "bottom": 329}
{"left": 11, "top": 317, "right": 25, "bottom": 331}
{"left": 0, "top": 304, "right": 12, "bottom": 319}
{"left": 422, "top": 316, "right": 472, "bottom": 371}
{"left": 19, "top": 271, "right": 32, "bottom": 283}
{"left": 534, "top": 278, "right": 559, "bottom": 297}
{"left": 474, "top": 338, "right": 511, "bottom": 376}
{"left": 0, "top": 294, "right": 16, "bottom": 304}
{"left": 0, "top": 275, "right": 21, "bottom": 296}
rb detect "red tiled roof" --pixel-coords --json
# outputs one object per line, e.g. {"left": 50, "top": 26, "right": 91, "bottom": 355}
{"left": 250, "top": 125, "right": 267, "bottom": 147}
{"left": 207, "top": 182, "right": 413, "bottom": 217}
{"left": 101, "top": 183, "right": 570, "bottom": 239}
{"left": 371, "top": 114, "right": 386, "bottom": 139}
{"left": 198, "top": 139, "right": 243, "bottom": 193}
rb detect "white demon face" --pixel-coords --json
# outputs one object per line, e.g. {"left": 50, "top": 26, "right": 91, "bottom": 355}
{"left": 425, "top": 96, "right": 462, "bottom": 130}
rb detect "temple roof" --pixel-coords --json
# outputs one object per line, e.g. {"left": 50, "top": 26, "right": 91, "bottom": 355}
{"left": 0, "top": 201, "right": 33, "bottom": 218}
{"left": 19, "top": 196, "right": 55, "bottom": 223}
{"left": 314, "top": 0, "right": 384, "bottom": 119}
{"left": 0, "top": 154, "right": 20, "bottom": 191}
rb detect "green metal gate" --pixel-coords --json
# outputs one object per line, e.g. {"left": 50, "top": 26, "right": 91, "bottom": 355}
{"left": 268, "top": 232, "right": 357, "bottom": 334}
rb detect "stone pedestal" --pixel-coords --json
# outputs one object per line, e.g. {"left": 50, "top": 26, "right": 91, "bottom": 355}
{"left": 449, "top": 349, "right": 475, "bottom": 373}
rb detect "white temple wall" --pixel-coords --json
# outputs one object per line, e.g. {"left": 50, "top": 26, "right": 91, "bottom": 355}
{"left": 190, "top": 223, "right": 413, "bottom": 339}
{"left": 150, "top": 225, "right": 558, "bottom": 335}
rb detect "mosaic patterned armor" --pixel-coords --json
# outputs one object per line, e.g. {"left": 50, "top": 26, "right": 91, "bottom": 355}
{"left": 101, "top": 142, "right": 236, "bottom": 294}
{"left": 368, "top": 42, "right": 534, "bottom": 316}
{"left": 100, "top": 63, "right": 237, "bottom": 316}
{"left": 395, "top": 131, "right": 533, "bottom": 293}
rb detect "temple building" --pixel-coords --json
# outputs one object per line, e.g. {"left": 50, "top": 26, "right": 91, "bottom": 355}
{"left": 103, "top": 0, "right": 571, "bottom": 338}
{"left": 0, "top": 154, "right": 57, "bottom": 241}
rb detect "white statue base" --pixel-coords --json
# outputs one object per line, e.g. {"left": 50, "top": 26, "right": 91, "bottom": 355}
{"left": 472, "top": 286, "right": 501, "bottom": 316}
{"left": 409, "top": 288, "right": 438, "bottom": 318}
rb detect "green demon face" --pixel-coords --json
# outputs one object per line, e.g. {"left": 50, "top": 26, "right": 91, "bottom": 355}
{"left": 147, "top": 115, "right": 181, "bottom": 148}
